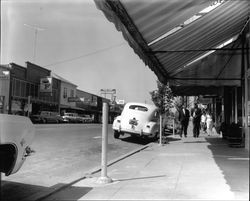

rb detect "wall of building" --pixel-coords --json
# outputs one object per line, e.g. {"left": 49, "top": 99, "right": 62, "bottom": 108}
{"left": 60, "top": 81, "right": 77, "bottom": 107}
{"left": 76, "top": 90, "right": 97, "bottom": 108}
{"left": 0, "top": 65, "right": 11, "bottom": 113}
{"left": 1, "top": 62, "right": 120, "bottom": 123}
{"left": 26, "top": 62, "right": 51, "bottom": 83}
{"left": 0, "top": 62, "right": 62, "bottom": 115}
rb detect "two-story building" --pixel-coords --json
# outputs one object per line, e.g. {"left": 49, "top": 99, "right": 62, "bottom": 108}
{"left": 76, "top": 89, "right": 108, "bottom": 123}
{"left": 0, "top": 64, "right": 11, "bottom": 114}
{"left": 0, "top": 62, "right": 60, "bottom": 115}
{"left": 51, "top": 73, "right": 82, "bottom": 115}
{"left": 1, "top": 61, "right": 122, "bottom": 123}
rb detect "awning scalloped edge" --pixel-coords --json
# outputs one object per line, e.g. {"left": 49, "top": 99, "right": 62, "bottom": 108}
{"left": 94, "top": 0, "right": 166, "bottom": 84}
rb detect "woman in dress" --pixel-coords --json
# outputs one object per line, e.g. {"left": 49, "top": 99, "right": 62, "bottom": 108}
{"left": 206, "top": 110, "right": 213, "bottom": 136}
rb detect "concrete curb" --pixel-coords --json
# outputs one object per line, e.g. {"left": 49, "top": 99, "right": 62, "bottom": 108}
{"left": 35, "top": 143, "right": 153, "bottom": 201}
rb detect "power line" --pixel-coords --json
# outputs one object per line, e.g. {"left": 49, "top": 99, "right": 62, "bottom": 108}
{"left": 44, "top": 43, "right": 125, "bottom": 67}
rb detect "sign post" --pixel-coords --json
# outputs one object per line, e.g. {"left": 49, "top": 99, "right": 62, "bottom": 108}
{"left": 96, "top": 102, "right": 112, "bottom": 184}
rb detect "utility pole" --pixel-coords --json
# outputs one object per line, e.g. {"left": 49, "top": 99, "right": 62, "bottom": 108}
{"left": 24, "top": 24, "right": 45, "bottom": 63}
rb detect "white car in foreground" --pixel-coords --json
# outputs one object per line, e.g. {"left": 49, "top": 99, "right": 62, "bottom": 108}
{"left": 112, "top": 102, "right": 159, "bottom": 139}
{"left": 0, "top": 114, "right": 35, "bottom": 176}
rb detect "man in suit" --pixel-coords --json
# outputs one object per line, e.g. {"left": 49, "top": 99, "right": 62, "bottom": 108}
{"left": 179, "top": 104, "right": 190, "bottom": 138}
{"left": 191, "top": 103, "right": 202, "bottom": 138}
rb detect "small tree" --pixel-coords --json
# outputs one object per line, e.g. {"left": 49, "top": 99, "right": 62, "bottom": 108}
{"left": 150, "top": 80, "right": 173, "bottom": 115}
{"left": 150, "top": 80, "right": 173, "bottom": 144}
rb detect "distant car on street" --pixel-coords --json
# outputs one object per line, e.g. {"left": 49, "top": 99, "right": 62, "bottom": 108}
{"left": 112, "top": 102, "right": 159, "bottom": 139}
{"left": 39, "top": 111, "right": 66, "bottom": 123}
{"left": 0, "top": 114, "right": 35, "bottom": 176}
{"left": 79, "top": 114, "right": 93, "bottom": 123}
{"left": 61, "top": 112, "right": 83, "bottom": 123}
{"left": 29, "top": 114, "right": 46, "bottom": 124}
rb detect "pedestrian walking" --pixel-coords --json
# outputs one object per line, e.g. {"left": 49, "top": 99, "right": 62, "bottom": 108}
{"left": 206, "top": 110, "right": 213, "bottom": 136}
{"left": 191, "top": 103, "right": 202, "bottom": 138}
{"left": 178, "top": 104, "right": 190, "bottom": 138}
{"left": 201, "top": 110, "right": 207, "bottom": 134}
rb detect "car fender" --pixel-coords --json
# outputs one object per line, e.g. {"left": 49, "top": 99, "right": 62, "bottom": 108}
{"left": 0, "top": 114, "right": 35, "bottom": 176}
{"left": 112, "top": 115, "right": 121, "bottom": 130}
{"left": 143, "top": 121, "right": 159, "bottom": 134}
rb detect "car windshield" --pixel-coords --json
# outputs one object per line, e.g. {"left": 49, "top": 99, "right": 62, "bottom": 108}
{"left": 128, "top": 105, "right": 148, "bottom": 112}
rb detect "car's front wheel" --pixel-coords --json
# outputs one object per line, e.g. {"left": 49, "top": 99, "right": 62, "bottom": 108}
{"left": 114, "top": 130, "right": 120, "bottom": 139}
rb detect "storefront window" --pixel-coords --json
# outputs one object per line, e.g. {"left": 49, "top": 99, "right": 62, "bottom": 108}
{"left": 21, "top": 81, "right": 26, "bottom": 97}
{"left": 63, "top": 87, "right": 67, "bottom": 98}
{"left": 70, "top": 89, "right": 74, "bottom": 97}
{"left": 15, "top": 79, "right": 21, "bottom": 97}
{"left": 0, "top": 96, "right": 5, "bottom": 113}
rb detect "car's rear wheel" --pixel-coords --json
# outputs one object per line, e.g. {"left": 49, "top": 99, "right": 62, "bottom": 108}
{"left": 114, "top": 131, "right": 120, "bottom": 139}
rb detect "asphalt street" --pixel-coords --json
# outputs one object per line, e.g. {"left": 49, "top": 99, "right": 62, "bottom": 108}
{"left": 2, "top": 123, "right": 154, "bottom": 201}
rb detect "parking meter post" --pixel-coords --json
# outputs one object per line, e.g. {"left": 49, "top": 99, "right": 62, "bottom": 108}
{"left": 96, "top": 102, "right": 112, "bottom": 184}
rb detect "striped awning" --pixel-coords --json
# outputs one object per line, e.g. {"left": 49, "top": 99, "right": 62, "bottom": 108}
{"left": 94, "top": 0, "right": 250, "bottom": 95}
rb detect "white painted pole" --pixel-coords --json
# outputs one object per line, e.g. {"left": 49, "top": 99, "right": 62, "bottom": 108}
{"left": 96, "top": 102, "right": 112, "bottom": 184}
{"left": 159, "top": 114, "right": 162, "bottom": 145}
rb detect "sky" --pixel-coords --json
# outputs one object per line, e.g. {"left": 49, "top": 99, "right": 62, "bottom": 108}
{"left": 1, "top": 0, "right": 158, "bottom": 104}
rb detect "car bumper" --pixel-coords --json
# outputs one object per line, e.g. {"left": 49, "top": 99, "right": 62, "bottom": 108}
{"left": 113, "top": 125, "right": 152, "bottom": 136}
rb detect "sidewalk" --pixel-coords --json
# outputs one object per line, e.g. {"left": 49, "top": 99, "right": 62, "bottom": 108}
{"left": 43, "top": 132, "right": 249, "bottom": 201}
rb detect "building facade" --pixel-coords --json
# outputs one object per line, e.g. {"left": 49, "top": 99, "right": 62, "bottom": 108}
{"left": 0, "top": 62, "right": 60, "bottom": 115}
{"left": 1, "top": 61, "right": 122, "bottom": 123}
{"left": 52, "top": 73, "right": 79, "bottom": 115}
{"left": 0, "top": 64, "right": 11, "bottom": 114}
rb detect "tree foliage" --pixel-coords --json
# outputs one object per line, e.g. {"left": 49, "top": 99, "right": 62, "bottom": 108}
{"left": 150, "top": 80, "right": 173, "bottom": 115}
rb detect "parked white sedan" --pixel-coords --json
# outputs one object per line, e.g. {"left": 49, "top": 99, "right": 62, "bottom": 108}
{"left": 0, "top": 114, "right": 35, "bottom": 176}
{"left": 112, "top": 102, "right": 159, "bottom": 139}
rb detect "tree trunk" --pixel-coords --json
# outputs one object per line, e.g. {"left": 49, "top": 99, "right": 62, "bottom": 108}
{"left": 159, "top": 114, "right": 162, "bottom": 145}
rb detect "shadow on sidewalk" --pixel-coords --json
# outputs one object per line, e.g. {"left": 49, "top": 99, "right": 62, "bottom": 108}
{"left": 183, "top": 141, "right": 208, "bottom": 144}
{"left": 162, "top": 136, "right": 181, "bottom": 142}
{"left": 121, "top": 135, "right": 181, "bottom": 145}
{"left": 117, "top": 174, "right": 167, "bottom": 182}
{"left": 205, "top": 137, "right": 249, "bottom": 199}
{"left": 1, "top": 180, "right": 92, "bottom": 201}
{"left": 121, "top": 136, "right": 156, "bottom": 145}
